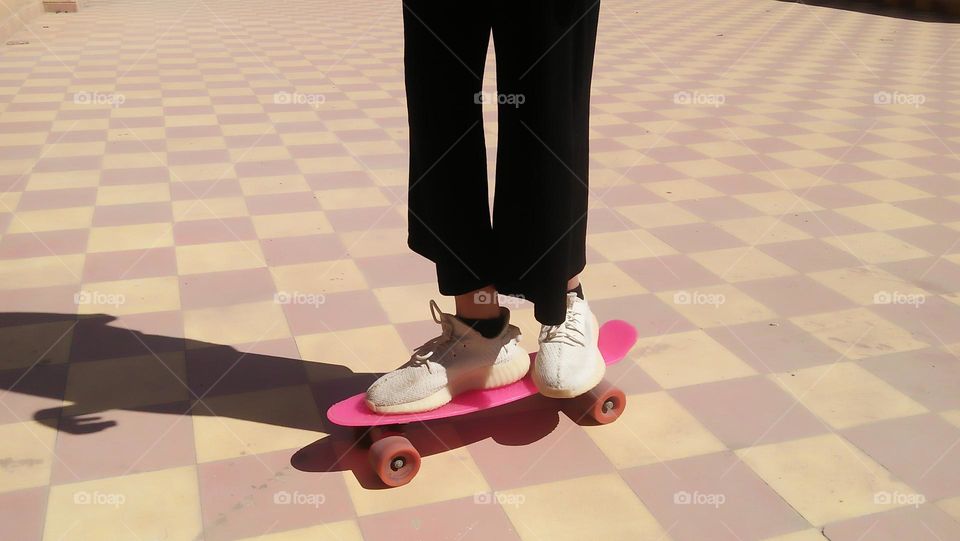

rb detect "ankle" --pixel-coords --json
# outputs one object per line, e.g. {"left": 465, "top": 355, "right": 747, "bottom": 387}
{"left": 456, "top": 313, "right": 506, "bottom": 339}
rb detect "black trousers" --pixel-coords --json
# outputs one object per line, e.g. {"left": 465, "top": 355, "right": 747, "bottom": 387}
{"left": 403, "top": 0, "right": 600, "bottom": 325}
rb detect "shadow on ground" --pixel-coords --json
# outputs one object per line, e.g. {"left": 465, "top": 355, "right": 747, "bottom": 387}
{"left": 0, "top": 312, "right": 578, "bottom": 488}
{"left": 777, "top": 0, "right": 960, "bottom": 22}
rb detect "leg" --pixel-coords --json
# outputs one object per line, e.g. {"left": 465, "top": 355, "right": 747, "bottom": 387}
{"left": 402, "top": 1, "right": 495, "bottom": 300}
{"left": 490, "top": 0, "right": 600, "bottom": 326}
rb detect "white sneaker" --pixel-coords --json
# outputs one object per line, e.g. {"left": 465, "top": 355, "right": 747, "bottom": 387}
{"left": 533, "top": 292, "right": 605, "bottom": 398}
{"left": 365, "top": 299, "right": 530, "bottom": 414}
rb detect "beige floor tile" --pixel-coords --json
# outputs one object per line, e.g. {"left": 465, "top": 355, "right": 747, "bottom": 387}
{"left": 371, "top": 284, "right": 450, "bottom": 324}
{"left": 691, "top": 246, "right": 796, "bottom": 282}
{"left": 583, "top": 391, "right": 726, "bottom": 468}
{"left": 755, "top": 169, "right": 823, "bottom": 190}
{"left": 824, "top": 232, "right": 930, "bottom": 264}
{"left": 790, "top": 308, "right": 930, "bottom": 360}
{"left": 587, "top": 230, "right": 678, "bottom": 261}
{"left": 337, "top": 228, "right": 406, "bottom": 258}
{"left": 937, "top": 495, "right": 960, "bottom": 523}
{"left": 736, "top": 191, "right": 823, "bottom": 215}
{"left": 183, "top": 300, "right": 291, "bottom": 345}
{"left": 846, "top": 180, "right": 931, "bottom": 202}
{"left": 7, "top": 207, "right": 94, "bottom": 233}
{"left": 241, "top": 520, "right": 364, "bottom": 541}
{"left": 658, "top": 284, "right": 779, "bottom": 328}
{"left": 835, "top": 204, "right": 932, "bottom": 231}
{"left": 240, "top": 176, "right": 312, "bottom": 196}
{"left": 940, "top": 410, "right": 960, "bottom": 430}
{"left": 633, "top": 329, "right": 756, "bottom": 388}
{"left": 856, "top": 160, "right": 932, "bottom": 179}
{"left": 737, "top": 433, "right": 917, "bottom": 525}
{"left": 0, "top": 254, "right": 84, "bottom": 289}
{"left": 77, "top": 276, "right": 181, "bottom": 315}
{"left": 252, "top": 211, "right": 334, "bottom": 238}
{"left": 314, "top": 187, "right": 390, "bottom": 210}
{"left": 667, "top": 160, "right": 742, "bottom": 180}
{"left": 645, "top": 178, "right": 726, "bottom": 199}
{"left": 344, "top": 427, "right": 489, "bottom": 516}
{"left": 297, "top": 324, "right": 410, "bottom": 375}
{"left": 579, "top": 262, "right": 648, "bottom": 299}
{"left": 192, "top": 385, "right": 322, "bottom": 463}
{"left": 761, "top": 530, "right": 828, "bottom": 541}
{"left": 96, "top": 183, "right": 170, "bottom": 206}
{"left": 0, "top": 421, "right": 57, "bottom": 492}
{"left": 617, "top": 202, "right": 703, "bottom": 228}
{"left": 771, "top": 361, "right": 927, "bottom": 429}
{"left": 715, "top": 216, "right": 812, "bottom": 245}
{"left": 769, "top": 150, "right": 835, "bottom": 168}
{"left": 270, "top": 259, "right": 367, "bottom": 295}
{"left": 172, "top": 197, "right": 249, "bottom": 222}
{"left": 502, "top": 474, "right": 669, "bottom": 541}
{"left": 88, "top": 223, "right": 174, "bottom": 253}
{"left": 176, "top": 240, "right": 265, "bottom": 274}
{"left": 808, "top": 266, "right": 926, "bottom": 305}
{"left": 43, "top": 465, "right": 202, "bottom": 541}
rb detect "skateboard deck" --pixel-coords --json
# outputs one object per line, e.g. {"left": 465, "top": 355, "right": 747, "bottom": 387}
{"left": 327, "top": 319, "right": 638, "bottom": 427}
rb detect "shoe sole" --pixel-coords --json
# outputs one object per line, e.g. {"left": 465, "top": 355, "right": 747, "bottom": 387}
{"left": 532, "top": 313, "right": 606, "bottom": 399}
{"left": 364, "top": 346, "right": 531, "bottom": 414}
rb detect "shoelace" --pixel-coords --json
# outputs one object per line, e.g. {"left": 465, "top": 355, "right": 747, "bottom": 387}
{"left": 541, "top": 301, "right": 586, "bottom": 347}
{"left": 409, "top": 300, "right": 459, "bottom": 373}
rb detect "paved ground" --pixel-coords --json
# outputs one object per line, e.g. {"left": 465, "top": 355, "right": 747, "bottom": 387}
{"left": 1, "top": 0, "right": 960, "bottom": 539}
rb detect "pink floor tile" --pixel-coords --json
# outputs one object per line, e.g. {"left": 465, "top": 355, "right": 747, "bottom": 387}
{"left": 51, "top": 403, "right": 196, "bottom": 484}
{"left": 359, "top": 496, "right": 520, "bottom": 541}
{"left": 261, "top": 234, "right": 347, "bottom": 266}
{"left": 198, "top": 449, "right": 355, "bottom": 541}
{"left": 880, "top": 257, "right": 960, "bottom": 295}
{"left": 0, "top": 363, "right": 68, "bottom": 425}
{"left": 671, "top": 376, "right": 826, "bottom": 448}
{"left": 621, "top": 451, "right": 810, "bottom": 541}
{"left": 69, "top": 311, "right": 184, "bottom": 362}
{"left": 245, "top": 192, "right": 319, "bottom": 215}
{"left": 737, "top": 275, "right": 856, "bottom": 317}
{"left": 780, "top": 210, "right": 873, "bottom": 237}
{"left": 179, "top": 267, "right": 277, "bottom": 310}
{"left": 0, "top": 487, "right": 47, "bottom": 541}
{"left": 325, "top": 206, "right": 404, "bottom": 232}
{"left": 650, "top": 223, "right": 745, "bottom": 253}
{"left": 16, "top": 188, "right": 98, "bottom": 210}
{"left": 463, "top": 411, "right": 614, "bottom": 490}
{"left": 0, "top": 229, "right": 89, "bottom": 259}
{"left": 861, "top": 348, "right": 960, "bottom": 411}
{"left": 100, "top": 166, "right": 171, "bottom": 185}
{"left": 889, "top": 225, "right": 960, "bottom": 256}
{"left": 873, "top": 296, "right": 960, "bottom": 345}
{"left": 706, "top": 320, "right": 842, "bottom": 373}
{"left": 616, "top": 254, "right": 723, "bottom": 292}
{"left": 590, "top": 294, "right": 697, "bottom": 339}
{"left": 759, "top": 238, "right": 863, "bottom": 272}
{"left": 678, "top": 196, "right": 763, "bottom": 221}
{"left": 822, "top": 505, "right": 960, "bottom": 541}
{"left": 842, "top": 414, "right": 960, "bottom": 501}
{"left": 81, "top": 247, "right": 178, "bottom": 282}
{"left": 185, "top": 344, "right": 313, "bottom": 403}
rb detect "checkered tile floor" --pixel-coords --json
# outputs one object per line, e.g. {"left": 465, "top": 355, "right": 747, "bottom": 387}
{"left": 2, "top": 0, "right": 960, "bottom": 539}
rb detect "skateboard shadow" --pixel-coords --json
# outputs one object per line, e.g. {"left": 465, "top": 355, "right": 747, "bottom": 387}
{"left": 1, "top": 311, "right": 576, "bottom": 487}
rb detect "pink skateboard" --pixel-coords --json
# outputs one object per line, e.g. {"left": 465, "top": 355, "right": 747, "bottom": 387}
{"left": 327, "top": 320, "right": 638, "bottom": 486}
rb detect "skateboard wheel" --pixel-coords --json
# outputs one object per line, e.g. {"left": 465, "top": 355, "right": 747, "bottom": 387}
{"left": 582, "top": 381, "right": 626, "bottom": 424}
{"left": 368, "top": 435, "right": 421, "bottom": 487}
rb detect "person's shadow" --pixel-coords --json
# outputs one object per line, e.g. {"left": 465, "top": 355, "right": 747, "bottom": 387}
{"left": 2, "top": 312, "right": 565, "bottom": 488}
